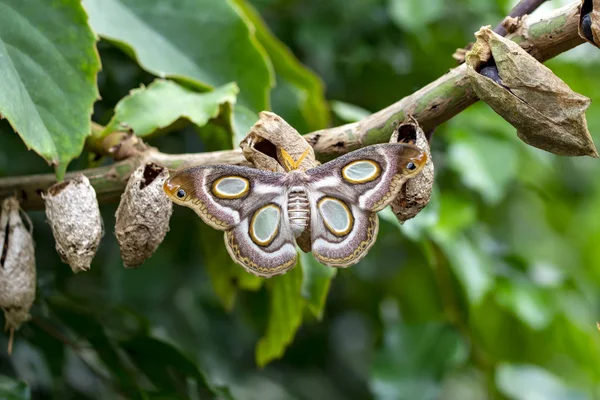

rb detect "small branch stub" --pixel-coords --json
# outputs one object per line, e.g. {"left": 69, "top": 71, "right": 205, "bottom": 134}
{"left": 43, "top": 174, "right": 103, "bottom": 273}
{"left": 115, "top": 163, "right": 173, "bottom": 268}
{"left": 390, "top": 118, "right": 434, "bottom": 222}
{"left": 466, "top": 26, "right": 598, "bottom": 157}
{"left": 0, "top": 197, "right": 36, "bottom": 354}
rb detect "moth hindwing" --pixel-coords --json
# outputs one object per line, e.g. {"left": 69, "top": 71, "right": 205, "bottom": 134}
{"left": 163, "top": 143, "right": 427, "bottom": 277}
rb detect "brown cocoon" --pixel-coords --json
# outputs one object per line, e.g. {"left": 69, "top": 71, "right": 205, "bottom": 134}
{"left": 240, "top": 111, "right": 318, "bottom": 172}
{"left": 0, "top": 197, "right": 36, "bottom": 353}
{"left": 43, "top": 174, "right": 103, "bottom": 273}
{"left": 579, "top": 0, "right": 600, "bottom": 46}
{"left": 115, "top": 163, "right": 173, "bottom": 268}
{"left": 466, "top": 27, "right": 597, "bottom": 157}
{"left": 390, "top": 118, "right": 434, "bottom": 223}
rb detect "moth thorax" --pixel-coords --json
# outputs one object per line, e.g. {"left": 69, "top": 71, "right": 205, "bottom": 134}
{"left": 287, "top": 187, "right": 310, "bottom": 238}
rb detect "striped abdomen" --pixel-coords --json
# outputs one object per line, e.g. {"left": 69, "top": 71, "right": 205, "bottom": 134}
{"left": 288, "top": 187, "right": 310, "bottom": 237}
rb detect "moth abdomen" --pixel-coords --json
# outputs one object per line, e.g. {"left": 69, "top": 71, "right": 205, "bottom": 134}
{"left": 287, "top": 187, "right": 310, "bottom": 237}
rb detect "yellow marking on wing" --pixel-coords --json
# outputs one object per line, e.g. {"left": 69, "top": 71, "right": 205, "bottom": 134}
{"left": 314, "top": 213, "right": 379, "bottom": 267}
{"left": 188, "top": 198, "right": 231, "bottom": 230}
{"left": 279, "top": 148, "right": 311, "bottom": 171}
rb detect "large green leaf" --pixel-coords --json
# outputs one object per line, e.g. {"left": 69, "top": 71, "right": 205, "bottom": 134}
{"left": 0, "top": 0, "right": 100, "bottom": 179}
{"left": 121, "top": 337, "right": 230, "bottom": 400}
{"left": 299, "top": 252, "right": 336, "bottom": 320}
{"left": 0, "top": 375, "right": 30, "bottom": 400}
{"left": 233, "top": 0, "right": 329, "bottom": 132}
{"left": 256, "top": 265, "right": 304, "bottom": 367}
{"left": 370, "top": 322, "right": 468, "bottom": 400}
{"left": 199, "top": 224, "right": 263, "bottom": 311}
{"left": 103, "top": 79, "right": 239, "bottom": 136}
{"left": 82, "top": 0, "right": 273, "bottom": 113}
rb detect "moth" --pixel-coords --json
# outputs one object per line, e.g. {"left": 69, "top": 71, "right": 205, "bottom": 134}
{"left": 164, "top": 143, "right": 427, "bottom": 278}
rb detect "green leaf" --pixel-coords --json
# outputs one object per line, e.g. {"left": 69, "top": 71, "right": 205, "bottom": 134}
{"left": 232, "top": 0, "right": 329, "bottom": 132}
{"left": 371, "top": 322, "right": 468, "bottom": 400}
{"left": 495, "top": 281, "right": 555, "bottom": 330}
{"left": 299, "top": 252, "right": 336, "bottom": 319}
{"left": 199, "top": 224, "right": 263, "bottom": 311}
{"left": 435, "top": 234, "right": 493, "bottom": 306}
{"left": 232, "top": 104, "right": 259, "bottom": 145}
{"left": 256, "top": 265, "right": 304, "bottom": 367}
{"left": 47, "top": 297, "right": 143, "bottom": 398}
{"left": 82, "top": 0, "right": 273, "bottom": 112}
{"left": 496, "top": 364, "right": 589, "bottom": 400}
{"left": 103, "top": 80, "right": 239, "bottom": 136}
{"left": 0, "top": 0, "right": 100, "bottom": 179}
{"left": 388, "top": 0, "right": 445, "bottom": 33}
{"left": 121, "top": 337, "right": 227, "bottom": 400}
{"left": 0, "top": 375, "right": 30, "bottom": 400}
{"left": 330, "top": 100, "right": 372, "bottom": 123}
{"left": 447, "top": 132, "right": 519, "bottom": 205}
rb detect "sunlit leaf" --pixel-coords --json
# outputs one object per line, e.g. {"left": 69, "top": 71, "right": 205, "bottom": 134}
{"left": 103, "top": 80, "right": 239, "bottom": 137}
{"left": 0, "top": 0, "right": 100, "bottom": 179}
{"left": 447, "top": 133, "right": 519, "bottom": 205}
{"left": 256, "top": 266, "right": 304, "bottom": 367}
{"left": 496, "top": 364, "right": 588, "bottom": 400}
{"left": 82, "top": 0, "right": 273, "bottom": 113}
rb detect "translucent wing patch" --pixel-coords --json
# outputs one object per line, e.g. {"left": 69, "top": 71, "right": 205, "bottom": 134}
{"left": 212, "top": 176, "right": 249, "bottom": 199}
{"left": 164, "top": 165, "right": 285, "bottom": 231}
{"left": 341, "top": 160, "right": 381, "bottom": 183}
{"left": 310, "top": 197, "right": 379, "bottom": 268}
{"left": 249, "top": 204, "right": 281, "bottom": 246}
{"left": 306, "top": 143, "right": 427, "bottom": 212}
{"left": 318, "top": 197, "right": 353, "bottom": 236}
{"left": 225, "top": 198, "right": 297, "bottom": 277}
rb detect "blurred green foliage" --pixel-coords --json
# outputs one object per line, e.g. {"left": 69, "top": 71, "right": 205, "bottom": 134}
{"left": 1, "top": 0, "right": 600, "bottom": 399}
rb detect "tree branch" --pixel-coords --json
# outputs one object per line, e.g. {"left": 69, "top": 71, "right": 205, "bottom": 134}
{"left": 493, "top": 0, "right": 548, "bottom": 36}
{"left": 0, "top": 0, "right": 588, "bottom": 210}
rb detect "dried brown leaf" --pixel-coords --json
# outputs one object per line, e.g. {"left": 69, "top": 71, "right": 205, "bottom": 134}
{"left": 241, "top": 111, "right": 318, "bottom": 171}
{"left": 466, "top": 26, "right": 597, "bottom": 157}
{"left": 390, "top": 117, "right": 434, "bottom": 222}
{"left": 0, "top": 197, "right": 36, "bottom": 345}
{"left": 115, "top": 163, "right": 173, "bottom": 268}
{"left": 43, "top": 174, "right": 103, "bottom": 272}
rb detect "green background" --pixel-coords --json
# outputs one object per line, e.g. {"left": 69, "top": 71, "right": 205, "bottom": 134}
{"left": 1, "top": 0, "right": 600, "bottom": 398}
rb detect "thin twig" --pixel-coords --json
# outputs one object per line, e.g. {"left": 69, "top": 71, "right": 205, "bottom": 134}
{"left": 494, "top": 0, "right": 548, "bottom": 36}
{"left": 0, "top": 1, "right": 587, "bottom": 210}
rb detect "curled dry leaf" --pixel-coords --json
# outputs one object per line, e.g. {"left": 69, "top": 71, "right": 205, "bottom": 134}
{"left": 389, "top": 118, "right": 434, "bottom": 223}
{"left": 43, "top": 174, "right": 103, "bottom": 273}
{"left": 0, "top": 197, "right": 36, "bottom": 353}
{"left": 115, "top": 163, "right": 173, "bottom": 268}
{"left": 466, "top": 26, "right": 598, "bottom": 157}
{"left": 579, "top": 0, "right": 600, "bottom": 46}
{"left": 240, "top": 111, "right": 318, "bottom": 172}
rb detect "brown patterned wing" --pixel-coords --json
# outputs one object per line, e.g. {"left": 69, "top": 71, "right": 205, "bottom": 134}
{"left": 305, "top": 143, "right": 426, "bottom": 267}
{"left": 305, "top": 143, "right": 427, "bottom": 212}
{"left": 164, "top": 165, "right": 297, "bottom": 277}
